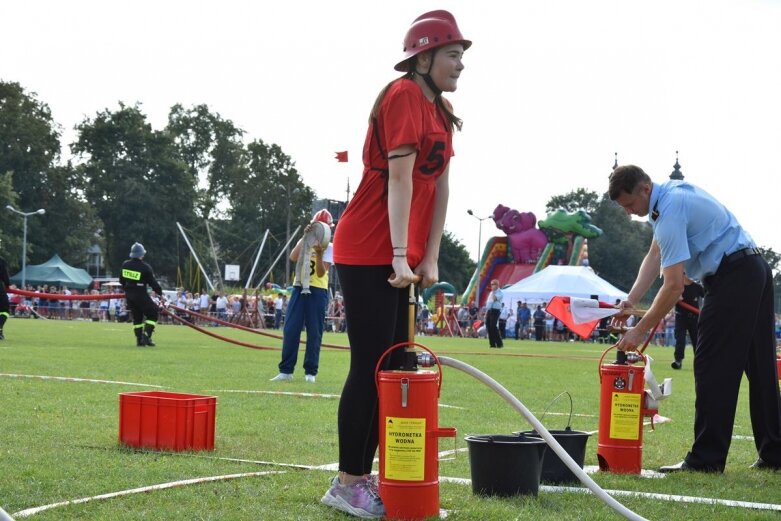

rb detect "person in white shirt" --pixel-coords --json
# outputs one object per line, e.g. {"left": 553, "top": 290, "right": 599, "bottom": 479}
{"left": 216, "top": 293, "right": 228, "bottom": 320}
{"left": 498, "top": 303, "right": 511, "bottom": 339}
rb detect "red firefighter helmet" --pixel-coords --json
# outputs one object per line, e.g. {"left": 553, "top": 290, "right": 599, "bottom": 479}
{"left": 395, "top": 10, "right": 472, "bottom": 72}
{"left": 313, "top": 209, "right": 334, "bottom": 227}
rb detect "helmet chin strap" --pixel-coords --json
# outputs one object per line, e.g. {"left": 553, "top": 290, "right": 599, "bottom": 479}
{"left": 414, "top": 49, "right": 442, "bottom": 98}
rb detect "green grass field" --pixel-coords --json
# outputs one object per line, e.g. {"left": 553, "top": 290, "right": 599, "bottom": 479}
{"left": 1, "top": 318, "right": 779, "bottom": 520}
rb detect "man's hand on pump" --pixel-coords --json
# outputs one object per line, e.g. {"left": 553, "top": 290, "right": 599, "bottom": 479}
{"left": 615, "top": 326, "right": 645, "bottom": 352}
{"left": 611, "top": 299, "right": 642, "bottom": 352}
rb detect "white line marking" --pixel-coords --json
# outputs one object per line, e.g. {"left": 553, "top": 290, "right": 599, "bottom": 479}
{"left": 28, "top": 446, "right": 778, "bottom": 517}
{"left": 12, "top": 471, "right": 285, "bottom": 518}
{"left": 0, "top": 373, "right": 166, "bottom": 388}
{"left": 536, "top": 411, "right": 598, "bottom": 418}
{"left": 210, "top": 389, "right": 464, "bottom": 408}
{"left": 211, "top": 389, "right": 340, "bottom": 399}
{"left": 439, "top": 476, "right": 781, "bottom": 510}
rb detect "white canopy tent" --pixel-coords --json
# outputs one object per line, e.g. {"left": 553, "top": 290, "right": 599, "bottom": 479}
{"left": 501, "top": 265, "right": 628, "bottom": 307}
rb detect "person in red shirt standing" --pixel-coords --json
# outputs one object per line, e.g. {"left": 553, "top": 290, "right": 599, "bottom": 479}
{"left": 320, "top": 10, "right": 470, "bottom": 519}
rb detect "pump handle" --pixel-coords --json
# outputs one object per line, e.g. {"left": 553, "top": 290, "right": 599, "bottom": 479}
{"left": 598, "top": 345, "right": 648, "bottom": 384}
{"left": 374, "top": 342, "right": 444, "bottom": 396}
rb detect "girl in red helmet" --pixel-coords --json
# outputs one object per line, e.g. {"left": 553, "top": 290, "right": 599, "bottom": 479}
{"left": 321, "top": 10, "right": 470, "bottom": 519}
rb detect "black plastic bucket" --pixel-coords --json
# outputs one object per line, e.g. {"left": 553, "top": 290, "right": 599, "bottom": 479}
{"left": 465, "top": 434, "right": 547, "bottom": 497}
{"left": 517, "top": 428, "right": 591, "bottom": 483}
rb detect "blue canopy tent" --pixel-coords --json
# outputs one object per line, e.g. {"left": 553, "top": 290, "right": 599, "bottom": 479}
{"left": 9, "top": 254, "right": 93, "bottom": 290}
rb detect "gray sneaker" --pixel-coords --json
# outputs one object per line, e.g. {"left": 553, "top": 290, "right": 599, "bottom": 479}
{"left": 321, "top": 476, "right": 385, "bottom": 519}
{"left": 269, "top": 373, "right": 293, "bottom": 382}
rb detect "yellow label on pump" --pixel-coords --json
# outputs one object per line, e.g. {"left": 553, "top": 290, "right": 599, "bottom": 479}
{"left": 384, "top": 416, "right": 426, "bottom": 481}
{"left": 609, "top": 392, "right": 642, "bottom": 440}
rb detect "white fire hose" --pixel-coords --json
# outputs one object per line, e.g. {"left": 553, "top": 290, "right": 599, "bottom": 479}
{"left": 438, "top": 356, "right": 648, "bottom": 521}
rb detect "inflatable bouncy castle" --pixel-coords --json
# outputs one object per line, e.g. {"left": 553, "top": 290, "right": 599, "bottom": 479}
{"left": 462, "top": 205, "right": 602, "bottom": 308}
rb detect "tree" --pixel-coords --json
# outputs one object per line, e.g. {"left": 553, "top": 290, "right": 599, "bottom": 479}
{"left": 0, "top": 82, "right": 101, "bottom": 269}
{"left": 545, "top": 188, "right": 601, "bottom": 214}
{"left": 166, "top": 104, "right": 247, "bottom": 220}
{"left": 31, "top": 164, "right": 102, "bottom": 270}
{"left": 587, "top": 194, "right": 659, "bottom": 302}
{"left": 227, "top": 139, "right": 314, "bottom": 286}
{"left": 438, "top": 231, "right": 475, "bottom": 294}
{"left": 0, "top": 82, "right": 61, "bottom": 210}
{"left": 72, "top": 103, "right": 197, "bottom": 281}
{"left": 0, "top": 171, "right": 21, "bottom": 262}
{"left": 543, "top": 188, "right": 657, "bottom": 301}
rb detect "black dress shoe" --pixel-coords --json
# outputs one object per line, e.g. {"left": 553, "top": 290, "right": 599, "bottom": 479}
{"left": 671, "top": 360, "right": 682, "bottom": 370}
{"left": 750, "top": 458, "right": 781, "bottom": 470}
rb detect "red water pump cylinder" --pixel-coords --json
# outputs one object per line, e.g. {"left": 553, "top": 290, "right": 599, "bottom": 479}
{"left": 376, "top": 344, "right": 456, "bottom": 520}
{"left": 596, "top": 351, "right": 656, "bottom": 474}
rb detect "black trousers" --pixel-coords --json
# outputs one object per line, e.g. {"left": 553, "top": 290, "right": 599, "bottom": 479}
{"left": 126, "top": 291, "right": 159, "bottom": 328}
{"left": 486, "top": 308, "right": 502, "bottom": 347}
{"left": 673, "top": 311, "right": 699, "bottom": 361}
{"left": 0, "top": 287, "right": 9, "bottom": 329}
{"left": 534, "top": 322, "right": 544, "bottom": 341}
{"left": 335, "top": 264, "right": 410, "bottom": 476}
{"left": 685, "top": 254, "right": 781, "bottom": 471}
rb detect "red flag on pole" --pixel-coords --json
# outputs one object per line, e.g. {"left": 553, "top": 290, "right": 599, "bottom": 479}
{"left": 335, "top": 151, "right": 348, "bottom": 162}
{"left": 545, "top": 296, "right": 620, "bottom": 340}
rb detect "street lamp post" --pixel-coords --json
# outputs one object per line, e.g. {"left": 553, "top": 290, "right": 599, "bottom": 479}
{"left": 467, "top": 209, "right": 491, "bottom": 309}
{"left": 5, "top": 205, "right": 46, "bottom": 289}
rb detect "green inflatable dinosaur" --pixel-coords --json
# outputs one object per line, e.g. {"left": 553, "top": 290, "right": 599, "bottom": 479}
{"left": 538, "top": 209, "right": 603, "bottom": 243}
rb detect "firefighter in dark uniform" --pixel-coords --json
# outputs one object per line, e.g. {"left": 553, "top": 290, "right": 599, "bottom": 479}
{"left": 671, "top": 276, "right": 704, "bottom": 369}
{"left": 0, "top": 255, "right": 11, "bottom": 340}
{"left": 120, "top": 243, "right": 163, "bottom": 346}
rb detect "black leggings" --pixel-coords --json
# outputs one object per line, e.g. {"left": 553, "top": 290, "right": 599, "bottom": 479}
{"left": 336, "top": 264, "right": 410, "bottom": 475}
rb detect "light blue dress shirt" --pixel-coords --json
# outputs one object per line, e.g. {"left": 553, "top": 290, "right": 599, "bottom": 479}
{"left": 648, "top": 181, "right": 755, "bottom": 281}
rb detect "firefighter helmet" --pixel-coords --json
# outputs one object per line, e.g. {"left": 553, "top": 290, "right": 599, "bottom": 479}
{"left": 394, "top": 10, "right": 471, "bottom": 72}
{"left": 129, "top": 242, "right": 146, "bottom": 259}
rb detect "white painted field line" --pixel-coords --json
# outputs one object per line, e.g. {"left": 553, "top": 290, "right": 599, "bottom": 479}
{"left": 0, "top": 373, "right": 166, "bottom": 388}
{"left": 211, "top": 389, "right": 341, "bottom": 399}
{"left": 440, "top": 476, "right": 781, "bottom": 511}
{"left": 535, "top": 411, "right": 597, "bottom": 419}
{"left": 212, "top": 389, "right": 465, "bottom": 408}
{"left": 12, "top": 471, "right": 286, "bottom": 518}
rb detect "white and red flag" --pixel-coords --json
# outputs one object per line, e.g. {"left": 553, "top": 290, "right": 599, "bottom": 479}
{"left": 545, "top": 296, "right": 621, "bottom": 340}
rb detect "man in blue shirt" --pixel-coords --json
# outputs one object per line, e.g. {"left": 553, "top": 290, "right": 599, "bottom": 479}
{"left": 608, "top": 164, "right": 781, "bottom": 473}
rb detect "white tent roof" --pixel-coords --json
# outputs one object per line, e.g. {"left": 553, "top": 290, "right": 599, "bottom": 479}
{"left": 501, "top": 265, "right": 628, "bottom": 307}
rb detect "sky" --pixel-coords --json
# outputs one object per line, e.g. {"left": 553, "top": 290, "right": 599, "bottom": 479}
{"left": 2, "top": 0, "right": 780, "bottom": 264}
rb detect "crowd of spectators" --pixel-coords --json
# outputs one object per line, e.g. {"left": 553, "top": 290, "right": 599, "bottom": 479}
{"left": 5, "top": 284, "right": 781, "bottom": 346}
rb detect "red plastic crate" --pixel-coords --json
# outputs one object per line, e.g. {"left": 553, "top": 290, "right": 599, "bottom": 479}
{"left": 119, "top": 391, "right": 216, "bottom": 451}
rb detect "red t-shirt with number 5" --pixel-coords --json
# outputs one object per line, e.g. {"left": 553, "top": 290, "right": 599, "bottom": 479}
{"left": 334, "top": 79, "right": 454, "bottom": 268}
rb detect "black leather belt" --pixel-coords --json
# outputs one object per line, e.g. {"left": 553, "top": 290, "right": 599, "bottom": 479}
{"left": 704, "top": 247, "right": 761, "bottom": 291}
{"left": 722, "top": 247, "right": 761, "bottom": 266}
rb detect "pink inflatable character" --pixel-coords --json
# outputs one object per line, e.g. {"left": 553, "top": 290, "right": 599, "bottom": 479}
{"left": 492, "top": 204, "right": 511, "bottom": 231}
{"left": 492, "top": 205, "right": 548, "bottom": 263}
{"left": 507, "top": 211, "right": 548, "bottom": 263}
